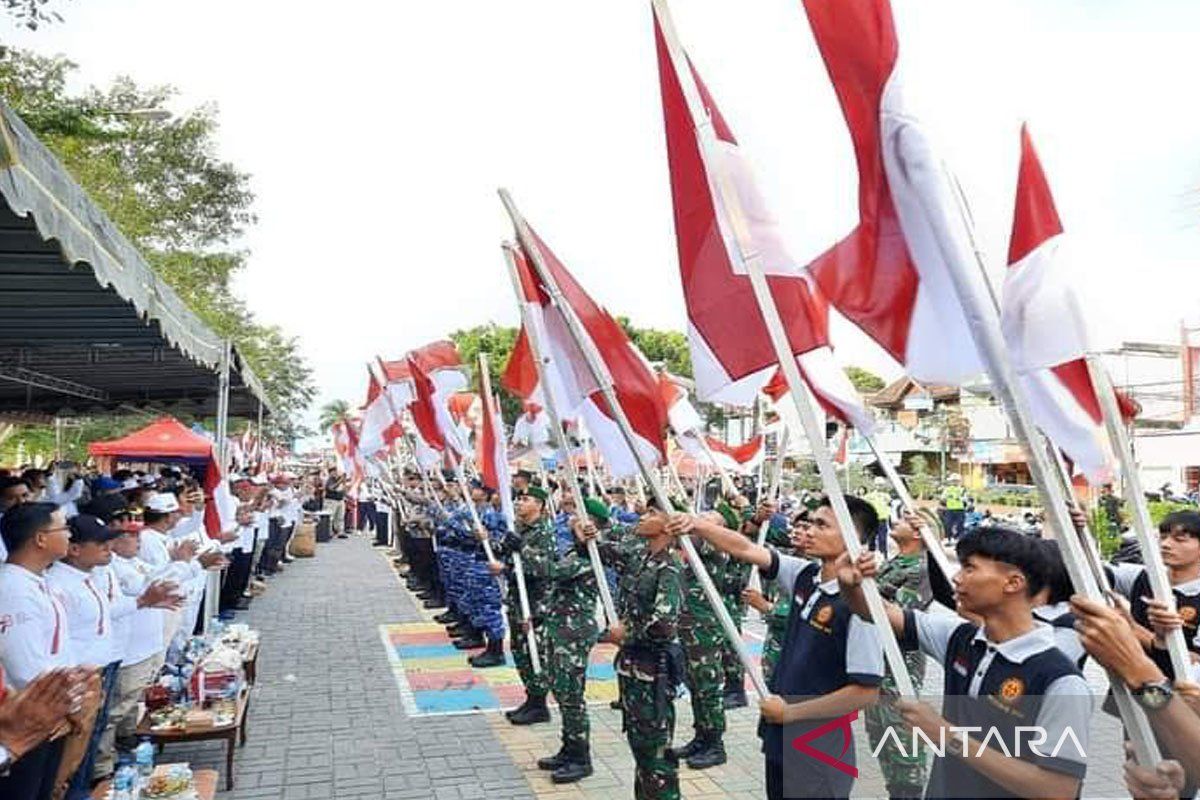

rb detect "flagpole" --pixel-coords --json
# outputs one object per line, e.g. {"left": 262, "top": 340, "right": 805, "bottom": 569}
{"left": 648, "top": 0, "right": 912, "bottom": 697}
{"left": 500, "top": 191, "right": 767, "bottom": 699}
{"left": 1087, "top": 356, "right": 1192, "bottom": 678}
{"left": 914, "top": 155, "right": 1161, "bottom": 764}
{"left": 767, "top": 427, "right": 788, "bottom": 502}
{"left": 864, "top": 434, "right": 957, "bottom": 581}
{"left": 502, "top": 243, "right": 619, "bottom": 626}
{"left": 696, "top": 435, "right": 738, "bottom": 497}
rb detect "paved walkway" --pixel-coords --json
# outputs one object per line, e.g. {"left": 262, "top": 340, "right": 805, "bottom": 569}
{"left": 167, "top": 534, "right": 1132, "bottom": 799}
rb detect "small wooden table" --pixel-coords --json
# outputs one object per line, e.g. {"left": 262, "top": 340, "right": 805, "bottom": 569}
{"left": 134, "top": 688, "right": 251, "bottom": 790}
{"left": 92, "top": 765, "right": 218, "bottom": 799}
{"left": 242, "top": 641, "right": 260, "bottom": 685}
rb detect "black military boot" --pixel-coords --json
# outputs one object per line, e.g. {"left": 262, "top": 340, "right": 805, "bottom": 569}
{"left": 667, "top": 737, "right": 703, "bottom": 762}
{"left": 468, "top": 637, "right": 505, "bottom": 668}
{"left": 551, "top": 746, "right": 593, "bottom": 784}
{"left": 722, "top": 686, "right": 748, "bottom": 709}
{"left": 508, "top": 695, "right": 550, "bottom": 725}
{"left": 504, "top": 696, "right": 531, "bottom": 722}
{"left": 686, "top": 736, "right": 727, "bottom": 769}
{"left": 536, "top": 746, "right": 569, "bottom": 771}
{"left": 422, "top": 593, "right": 446, "bottom": 609}
{"left": 452, "top": 625, "right": 483, "bottom": 649}
{"left": 433, "top": 610, "right": 460, "bottom": 625}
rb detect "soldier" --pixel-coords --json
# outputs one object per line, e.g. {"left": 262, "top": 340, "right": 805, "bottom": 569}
{"left": 742, "top": 510, "right": 810, "bottom": 683}
{"left": 603, "top": 500, "right": 685, "bottom": 800}
{"left": 467, "top": 486, "right": 507, "bottom": 668}
{"left": 489, "top": 486, "right": 556, "bottom": 725}
{"left": 717, "top": 497, "right": 755, "bottom": 710}
{"left": 535, "top": 498, "right": 609, "bottom": 783}
{"left": 668, "top": 511, "right": 729, "bottom": 770}
{"left": 595, "top": 496, "right": 648, "bottom": 711}
{"left": 862, "top": 512, "right": 932, "bottom": 800}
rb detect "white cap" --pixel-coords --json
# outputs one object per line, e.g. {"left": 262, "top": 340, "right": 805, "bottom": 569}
{"left": 139, "top": 475, "right": 158, "bottom": 486}
{"left": 250, "top": 474, "right": 269, "bottom": 486}
{"left": 122, "top": 478, "right": 139, "bottom": 490}
{"left": 145, "top": 492, "right": 180, "bottom": 513}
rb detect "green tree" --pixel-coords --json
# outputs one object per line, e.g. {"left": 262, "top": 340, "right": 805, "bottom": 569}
{"left": 0, "top": 50, "right": 314, "bottom": 442}
{"left": 449, "top": 324, "right": 521, "bottom": 421}
{"left": 616, "top": 317, "right": 692, "bottom": 377}
{"left": 317, "top": 400, "right": 351, "bottom": 433}
{"left": 844, "top": 365, "right": 886, "bottom": 394}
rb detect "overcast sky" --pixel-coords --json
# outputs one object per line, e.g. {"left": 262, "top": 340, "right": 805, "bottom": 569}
{"left": 8, "top": 0, "right": 1200, "bottom": 442}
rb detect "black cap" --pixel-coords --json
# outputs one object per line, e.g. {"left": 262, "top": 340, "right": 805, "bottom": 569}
{"left": 80, "top": 494, "right": 129, "bottom": 523}
{"left": 69, "top": 514, "right": 121, "bottom": 543}
{"left": 515, "top": 469, "right": 534, "bottom": 481}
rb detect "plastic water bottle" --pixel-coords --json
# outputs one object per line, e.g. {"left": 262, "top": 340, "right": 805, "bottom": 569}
{"left": 135, "top": 737, "right": 155, "bottom": 778}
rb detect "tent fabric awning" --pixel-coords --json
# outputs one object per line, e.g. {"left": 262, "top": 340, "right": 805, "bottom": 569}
{"left": 88, "top": 416, "right": 217, "bottom": 463}
{"left": 0, "top": 99, "right": 269, "bottom": 418}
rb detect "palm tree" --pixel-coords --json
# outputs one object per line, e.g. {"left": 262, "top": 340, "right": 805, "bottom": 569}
{"left": 317, "top": 399, "right": 351, "bottom": 433}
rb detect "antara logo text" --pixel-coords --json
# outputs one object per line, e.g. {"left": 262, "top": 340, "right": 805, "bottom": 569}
{"left": 790, "top": 712, "right": 1086, "bottom": 777}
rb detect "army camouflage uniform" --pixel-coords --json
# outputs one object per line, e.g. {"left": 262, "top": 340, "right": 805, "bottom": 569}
{"left": 717, "top": 507, "right": 756, "bottom": 694}
{"left": 466, "top": 505, "right": 507, "bottom": 641}
{"left": 759, "top": 587, "right": 793, "bottom": 684}
{"left": 495, "top": 514, "right": 557, "bottom": 699}
{"left": 678, "top": 536, "right": 728, "bottom": 740}
{"left": 545, "top": 528, "right": 601, "bottom": 752}
{"left": 616, "top": 545, "right": 684, "bottom": 800}
{"left": 863, "top": 552, "right": 932, "bottom": 797}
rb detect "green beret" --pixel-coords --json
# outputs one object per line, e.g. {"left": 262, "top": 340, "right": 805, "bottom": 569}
{"left": 584, "top": 497, "right": 610, "bottom": 522}
{"left": 524, "top": 486, "right": 548, "bottom": 502}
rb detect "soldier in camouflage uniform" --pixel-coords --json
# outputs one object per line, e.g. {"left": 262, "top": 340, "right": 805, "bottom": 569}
{"left": 670, "top": 511, "right": 730, "bottom": 770}
{"left": 534, "top": 497, "right": 610, "bottom": 783}
{"left": 862, "top": 512, "right": 932, "bottom": 800}
{"left": 742, "top": 509, "right": 809, "bottom": 683}
{"left": 490, "top": 486, "right": 557, "bottom": 725}
{"left": 716, "top": 499, "right": 754, "bottom": 709}
{"left": 604, "top": 503, "right": 685, "bottom": 800}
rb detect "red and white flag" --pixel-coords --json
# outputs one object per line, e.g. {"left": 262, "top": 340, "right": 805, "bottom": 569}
{"left": 653, "top": 3, "right": 873, "bottom": 433}
{"left": 332, "top": 419, "right": 364, "bottom": 483}
{"left": 407, "top": 354, "right": 449, "bottom": 453}
{"left": 381, "top": 341, "right": 468, "bottom": 408}
{"left": 801, "top": 0, "right": 983, "bottom": 386}
{"left": 504, "top": 230, "right": 668, "bottom": 478}
{"left": 477, "top": 388, "right": 515, "bottom": 524}
{"left": 203, "top": 446, "right": 237, "bottom": 538}
{"left": 1001, "top": 126, "right": 1134, "bottom": 485}
{"left": 359, "top": 366, "right": 404, "bottom": 457}
{"left": 657, "top": 370, "right": 704, "bottom": 434}
{"left": 679, "top": 433, "right": 764, "bottom": 476}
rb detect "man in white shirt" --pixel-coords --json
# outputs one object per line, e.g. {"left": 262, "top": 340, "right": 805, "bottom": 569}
{"left": 219, "top": 479, "right": 258, "bottom": 616}
{"left": 0, "top": 502, "right": 75, "bottom": 797}
{"left": 167, "top": 484, "right": 228, "bottom": 638}
{"left": 104, "top": 506, "right": 181, "bottom": 772}
{"left": 48, "top": 514, "right": 176, "bottom": 792}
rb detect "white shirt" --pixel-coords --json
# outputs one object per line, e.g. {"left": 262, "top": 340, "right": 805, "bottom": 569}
{"left": 46, "top": 473, "right": 85, "bottom": 519}
{"left": 0, "top": 513, "right": 7, "bottom": 563}
{"left": 47, "top": 561, "right": 131, "bottom": 667}
{"left": 110, "top": 554, "right": 167, "bottom": 666}
{"left": 0, "top": 563, "right": 73, "bottom": 687}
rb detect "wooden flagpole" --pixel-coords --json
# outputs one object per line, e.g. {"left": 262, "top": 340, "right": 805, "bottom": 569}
{"left": 501, "top": 243, "right": 619, "bottom": 626}
{"left": 500, "top": 190, "right": 767, "bottom": 698}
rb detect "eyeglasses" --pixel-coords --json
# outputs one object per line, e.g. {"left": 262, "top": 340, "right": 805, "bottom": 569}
{"left": 42, "top": 525, "right": 70, "bottom": 535}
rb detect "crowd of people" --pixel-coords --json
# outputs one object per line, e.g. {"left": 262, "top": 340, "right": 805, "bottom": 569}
{"left": 391, "top": 465, "right": 1200, "bottom": 800}
{"left": 0, "top": 463, "right": 311, "bottom": 799}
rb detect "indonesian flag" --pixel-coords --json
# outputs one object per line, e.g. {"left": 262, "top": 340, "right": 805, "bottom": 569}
{"left": 505, "top": 230, "right": 668, "bottom": 478}
{"left": 359, "top": 366, "right": 404, "bottom": 457}
{"left": 381, "top": 341, "right": 468, "bottom": 408}
{"left": 407, "top": 354, "right": 449, "bottom": 452}
{"left": 658, "top": 370, "right": 704, "bottom": 434}
{"left": 653, "top": 2, "right": 873, "bottom": 433}
{"left": 332, "top": 419, "right": 364, "bottom": 483}
{"left": 679, "top": 433, "right": 764, "bottom": 476}
{"left": 203, "top": 446, "right": 237, "bottom": 538}
{"left": 477, "top": 388, "right": 515, "bottom": 524}
{"left": 802, "top": 0, "right": 984, "bottom": 386}
{"left": 1001, "top": 126, "right": 1134, "bottom": 485}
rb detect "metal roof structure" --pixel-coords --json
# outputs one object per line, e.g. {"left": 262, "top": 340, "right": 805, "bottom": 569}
{"left": 0, "top": 99, "right": 269, "bottom": 419}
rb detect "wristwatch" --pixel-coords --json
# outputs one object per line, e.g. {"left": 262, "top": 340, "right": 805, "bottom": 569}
{"left": 1132, "top": 679, "right": 1174, "bottom": 711}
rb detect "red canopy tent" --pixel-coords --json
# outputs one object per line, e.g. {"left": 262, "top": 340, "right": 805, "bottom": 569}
{"left": 89, "top": 417, "right": 217, "bottom": 466}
